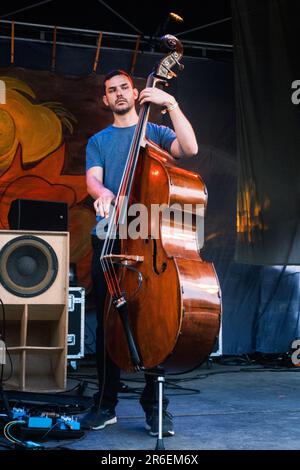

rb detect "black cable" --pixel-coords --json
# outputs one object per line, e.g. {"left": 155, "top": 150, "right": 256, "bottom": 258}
{"left": 43, "top": 432, "right": 87, "bottom": 450}
{"left": 0, "top": 298, "right": 6, "bottom": 387}
{"left": 0, "top": 298, "right": 6, "bottom": 340}
{"left": 0, "top": 297, "right": 13, "bottom": 382}
{"left": 2, "top": 346, "right": 13, "bottom": 382}
{"left": 55, "top": 383, "right": 82, "bottom": 394}
{"left": 38, "top": 421, "right": 60, "bottom": 441}
{"left": 0, "top": 298, "right": 13, "bottom": 418}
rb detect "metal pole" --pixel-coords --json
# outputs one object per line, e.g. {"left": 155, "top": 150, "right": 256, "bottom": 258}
{"left": 130, "top": 35, "right": 141, "bottom": 75}
{"left": 0, "top": 19, "right": 232, "bottom": 50}
{"left": 155, "top": 376, "right": 165, "bottom": 451}
{"left": 10, "top": 21, "right": 14, "bottom": 65}
{"left": 176, "top": 16, "right": 232, "bottom": 38}
{"left": 0, "top": 0, "right": 54, "bottom": 19}
{"left": 93, "top": 32, "right": 103, "bottom": 73}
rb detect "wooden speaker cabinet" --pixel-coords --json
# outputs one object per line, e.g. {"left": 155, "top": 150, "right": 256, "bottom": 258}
{"left": 0, "top": 230, "right": 69, "bottom": 392}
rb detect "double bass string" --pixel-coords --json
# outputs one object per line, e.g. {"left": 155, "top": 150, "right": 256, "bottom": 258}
{"left": 100, "top": 99, "right": 151, "bottom": 301}
{"left": 99, "top": 123, "right": 144, "bottom": 298}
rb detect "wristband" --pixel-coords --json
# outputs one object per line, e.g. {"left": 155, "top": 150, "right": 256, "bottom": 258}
{"left": 161, "top": 101, "right": 178, "bottom": 114}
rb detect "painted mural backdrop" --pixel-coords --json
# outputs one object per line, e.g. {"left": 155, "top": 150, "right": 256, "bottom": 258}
{"left": 0, "top": 69, "right": 105, "bottom": 292}
{"left": 0, "top": 68, "right": 151, "bottom": 293}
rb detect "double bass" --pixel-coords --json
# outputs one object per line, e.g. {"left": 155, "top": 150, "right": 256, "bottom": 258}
{"left": 101, "top": 35, "right": 221, "bottom": 374}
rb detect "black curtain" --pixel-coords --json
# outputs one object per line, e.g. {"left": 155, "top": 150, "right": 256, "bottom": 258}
{"left": 233, "top": 0, "right": 300, "bottom": 265}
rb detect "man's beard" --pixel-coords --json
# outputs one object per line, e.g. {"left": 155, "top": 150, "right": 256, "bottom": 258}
{"left": 111, "top": 100, "right": 133, "bottom": 115}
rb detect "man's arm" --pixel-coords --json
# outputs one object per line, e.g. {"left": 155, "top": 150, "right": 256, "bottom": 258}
{"left": 139, "top": 87, "right": 198, "bottom": 158}
{"left": 86, "top": 166, "right": 115, "bottom": 218}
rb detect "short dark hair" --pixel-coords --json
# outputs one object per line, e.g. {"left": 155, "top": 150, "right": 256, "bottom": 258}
{"left": 102, "top": 69, "right": 134, "bottom": 95}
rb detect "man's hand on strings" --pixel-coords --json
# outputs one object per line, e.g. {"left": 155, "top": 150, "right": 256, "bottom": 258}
{"left": 94, "top": 188, "right": 115, "bottom": 219}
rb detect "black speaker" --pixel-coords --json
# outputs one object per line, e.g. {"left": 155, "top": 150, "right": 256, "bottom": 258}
{"left": 0, "top": 235, "right": 58, "bottom": 297}
{"left": 8, "top": 199, "right": 68, "bottom": 231}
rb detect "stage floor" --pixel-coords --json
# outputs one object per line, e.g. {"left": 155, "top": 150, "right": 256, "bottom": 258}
{"left": 45, "top": 358, "right": 300, "bottom": 451}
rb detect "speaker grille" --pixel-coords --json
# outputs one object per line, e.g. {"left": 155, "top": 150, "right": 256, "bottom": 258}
{"left": 0, "top": 236, "right": 58, "bottom": 297}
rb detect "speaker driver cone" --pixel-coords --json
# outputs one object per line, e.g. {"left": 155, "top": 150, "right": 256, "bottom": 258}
{"left": 0, "top": 235, "right": 58, "bottom": 297}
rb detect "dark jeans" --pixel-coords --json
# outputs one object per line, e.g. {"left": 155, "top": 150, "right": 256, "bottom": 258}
{"left": 91, "top": 235, "right": 169, "bottom": 414}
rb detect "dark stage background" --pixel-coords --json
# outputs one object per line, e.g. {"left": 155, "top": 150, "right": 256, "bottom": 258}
{"left": 1, "top": 0, "right": 300, "bottom": 355}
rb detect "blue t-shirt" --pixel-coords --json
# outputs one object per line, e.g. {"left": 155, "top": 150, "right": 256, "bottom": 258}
{"left": 86, "top": 122, "right": 176, "bottom": 234}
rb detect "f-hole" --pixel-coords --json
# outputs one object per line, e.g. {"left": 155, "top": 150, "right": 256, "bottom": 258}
{"left": 151, "top": 238, "right": 167, "bottom": 275}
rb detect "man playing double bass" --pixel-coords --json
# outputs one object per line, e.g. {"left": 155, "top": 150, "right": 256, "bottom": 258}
{"left": 80, "top": 69, "right": 198, "bottom": 436}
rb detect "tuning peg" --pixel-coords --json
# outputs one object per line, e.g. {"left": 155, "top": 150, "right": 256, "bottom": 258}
{"left": 169, "top": 70, "right": 177, "bottom": 78}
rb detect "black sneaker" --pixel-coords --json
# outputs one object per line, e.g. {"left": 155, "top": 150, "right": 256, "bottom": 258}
{"left": 145, "top": 410, "right": 175, "bottom": 437}
{"left": 80, "top": 406, "right": 117, "bottom": 430}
